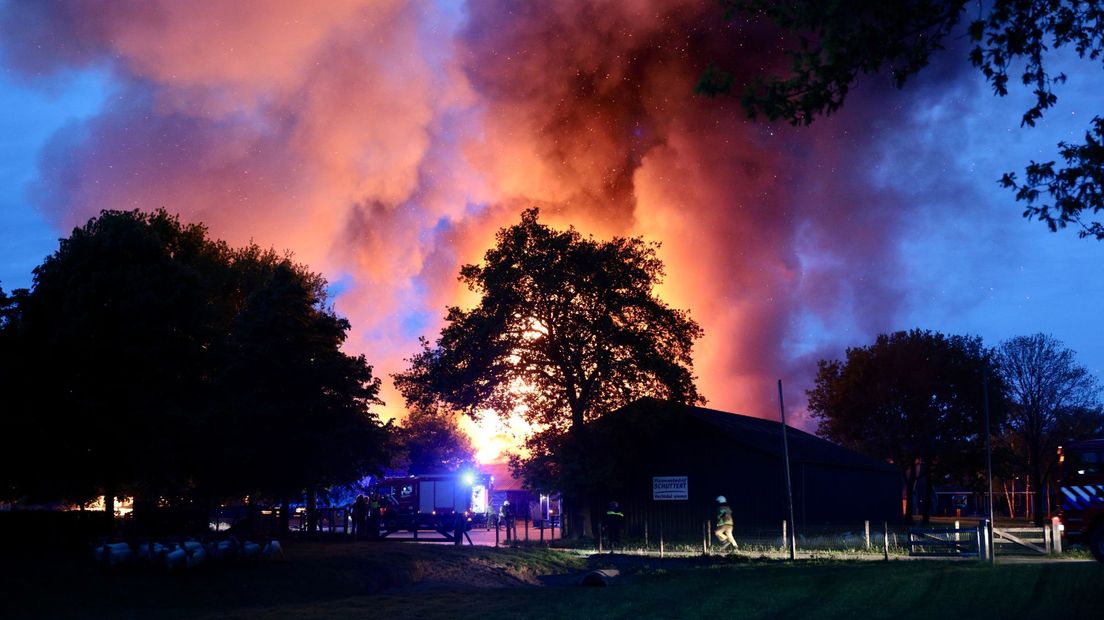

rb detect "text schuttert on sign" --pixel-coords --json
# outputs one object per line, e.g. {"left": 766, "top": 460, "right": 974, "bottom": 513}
{"left": 652, "top": 476, "right": 688, "bottom": 500}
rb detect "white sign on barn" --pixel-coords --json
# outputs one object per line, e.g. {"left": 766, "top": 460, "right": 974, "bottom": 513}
{"left": 652, "top": 476, "right": 688, "bottom": 500}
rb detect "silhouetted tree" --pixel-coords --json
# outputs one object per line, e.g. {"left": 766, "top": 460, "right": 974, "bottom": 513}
{"left": 996, "top": 333, "right": 1102, "bottom": 524}
{"left": 808, "top": 329, "right": 1005, "bottom": 524}
{"left": 17, "top": 210, "right": 229, "bottom": 513}
{"left": 702, "top": 0, "right": 1104, "bottom": 239}
{"left": 8, "top": 210, "right": 393, "bottom": 526}
{"left": 0, "top": 285, "right": 19, "bottom": 500}
{"left": 214, "top": 250, "right": 391, "bottom": 531}
{"left": 395, "top": 208, "right": 703, "bottom": 534}
{"left": 393, "top": 404, "right": 476, "bottom": 474}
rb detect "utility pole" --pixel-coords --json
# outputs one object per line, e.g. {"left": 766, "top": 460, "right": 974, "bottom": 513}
{"left": 983, "top": 368, "right": 995, "bottom": 563}
{"left": 778, "top": 379, "right": 797, "bottom": 560}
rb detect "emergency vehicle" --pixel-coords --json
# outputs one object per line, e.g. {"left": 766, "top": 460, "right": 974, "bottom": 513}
{"left": 370, "top": 472, "right": 491, "bottom": 537}
{"left": 1057, "top": 439, "right": 1104, "bottom": 561}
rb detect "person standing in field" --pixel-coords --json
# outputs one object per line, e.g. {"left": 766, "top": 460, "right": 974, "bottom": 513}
{"left": 604, "top": 501, "right": 625, "bottom": 554}
{"left": 714, "top": 495, "right": 738, "bottom": 552}
{"left": 500, "top": 500, "right": 515, "bottom": 542}
{"left": 351, "top": 495, "right": 367, "bottom": 541}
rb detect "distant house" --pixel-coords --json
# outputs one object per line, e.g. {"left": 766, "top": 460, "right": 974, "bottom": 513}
{"left": 578, "top": 398, "right": 901, "bottom": 540}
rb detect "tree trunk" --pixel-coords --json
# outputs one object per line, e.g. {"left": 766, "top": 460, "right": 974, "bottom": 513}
{"left": 306, "top": 488, "right": 319, "bottom": 534}
{"left": 1030, "top": 470, "right": 1046, "bottom": 526}
{"left": 279, "top": 497, "right": 291, "bottom": 534}
{"left": 921, "top": 460, "right": 933, "bottom": 525}
{"left": 104, "top": 485, "right": 116, "bottom": 539}
{"left": 903, "top": 466, "right": 917, "bottom": 524}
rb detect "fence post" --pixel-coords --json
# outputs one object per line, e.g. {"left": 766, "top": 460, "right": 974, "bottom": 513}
{"left": 660, "top": 522, "right": 665, "bottom": 558}
{"left": 883, "top": 521, "right": 889, "bottom": 560}
{"left": 645, "top": 520, "right": 649, "bottom": 550}
{"left": 598, "top": 522, "right": 604, "bottom": 553}
{"left": 703, "top": 520, "right": 709, "bottom": 555}
{"left": 864, "top": 520, "right": 870, "bottom": 550}
{"left": 984, "top": 516, "right": 993, "bottom": 560}
{"left": 782, "top": 520, "right": 787, "bottom": 551}
{"left": 1051, "top": 516, "right": 1063, "bottom": 554}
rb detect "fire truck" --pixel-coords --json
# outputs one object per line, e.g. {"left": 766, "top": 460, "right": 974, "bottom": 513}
{"left": 370, "top": 472, "right": 491, "bottom": 537}
{"left": 1057, "top": 439, "right": 1104, "bottom": 561}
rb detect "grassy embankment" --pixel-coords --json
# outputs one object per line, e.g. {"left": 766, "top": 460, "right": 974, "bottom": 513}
{"left": 4, "top": 541, "right": 1103, "bottom": 619}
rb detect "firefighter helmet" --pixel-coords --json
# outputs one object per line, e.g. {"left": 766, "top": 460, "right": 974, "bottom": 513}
{"left": 715, "top": 495, "right": 727, "bottom": 503}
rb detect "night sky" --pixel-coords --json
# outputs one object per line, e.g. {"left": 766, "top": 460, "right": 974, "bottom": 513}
{"left": 1, "top": 1, "right": 1101, "bottom": 457}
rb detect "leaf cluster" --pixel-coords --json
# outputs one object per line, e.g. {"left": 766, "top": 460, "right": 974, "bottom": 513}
{"left": 708, "top": 0, "right": 1104, "bottom": 240}
{"left": 808, "top": 329, "right": 1006, "bottom": 518}
{"left": 0, "top": 210, "right": 391, "bottom": 507}
{"left": 391, "top": 403, "right": 476, "bottom": 475}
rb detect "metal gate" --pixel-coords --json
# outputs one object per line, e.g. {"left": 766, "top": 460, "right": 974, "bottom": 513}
{"left": 907, "top": 523, "right": 983, "bottom": 557}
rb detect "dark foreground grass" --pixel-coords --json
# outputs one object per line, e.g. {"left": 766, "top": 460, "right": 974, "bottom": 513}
{"left": 4, "top": 542, "right": 1102, "bottom": 619}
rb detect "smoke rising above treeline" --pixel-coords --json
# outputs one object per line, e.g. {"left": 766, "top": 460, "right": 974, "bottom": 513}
{"left": 2, "top": 0, "right": 955, "bottom": 427}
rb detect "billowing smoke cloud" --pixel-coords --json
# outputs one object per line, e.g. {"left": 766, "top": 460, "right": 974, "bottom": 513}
{"left": 1, "top": 0, "right": 936, "bottom": 434}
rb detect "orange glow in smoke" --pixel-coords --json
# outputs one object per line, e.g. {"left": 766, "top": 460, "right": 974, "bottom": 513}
{"left": 7, "top": 0, "right": 910, "bottom": 443}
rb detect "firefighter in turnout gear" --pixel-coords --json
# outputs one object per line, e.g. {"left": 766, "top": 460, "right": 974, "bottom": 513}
{"left": 500, "top": 500, "right": 515, "bottom": 542}
{"left": 714, "top": 495, "right": 738, "bottom": 551}
{"left": 604, "top": 501, "right": 625, "bottom": 554}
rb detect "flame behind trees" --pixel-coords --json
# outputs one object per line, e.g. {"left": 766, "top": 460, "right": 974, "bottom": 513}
{"left": 394, "top": 208, "right": 704, "bottom": 497}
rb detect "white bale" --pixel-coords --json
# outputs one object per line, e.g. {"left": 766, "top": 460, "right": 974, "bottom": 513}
{"left": 241, "top": 541, "right": 261, "bottom": 559}
{"left": 262, "top": 540, "right": 284, "bottom": 560}
{"left": 101, "top": 542, "right": 133, "bottom": 567}
{"left": 185, "top": 547, "right": 207, "bottom": 569}
{"left": 164, "top": 547, "right": 186, "bottom": 571}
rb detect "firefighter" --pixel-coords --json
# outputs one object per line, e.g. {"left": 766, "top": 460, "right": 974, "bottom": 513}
{"left": 501, "top": 500, "right": 515, "bottom": 542}
{"left": 351, "top": 495, "right": 367, "bottom": 541}
{"left": 714, "top": 495, "right": 738, "bottom": 552}
{"left": 604, "top": 501, "right": 625, "bottom": 554}
{"left": 367, "top": 492, "right": 381, "bottom": 540}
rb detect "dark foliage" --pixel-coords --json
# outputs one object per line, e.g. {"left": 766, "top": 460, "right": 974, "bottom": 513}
{"left": 996, "top": 334, "right": 1102, "bottom": 523}
{"left": 392, "top": 404, "right": 476, "bottom": 475}
{"left": 705, "top": 0, "right": 1104, "bottom": 239}
{"left": 808, "top": 329, "right": 1006, "bottom": 524}
{"left": 0, "top": 210, "right": 391, "bottom": 516}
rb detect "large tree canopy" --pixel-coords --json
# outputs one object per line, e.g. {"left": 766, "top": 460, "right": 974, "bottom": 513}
{"left": 1, "top": 210, "right": 391, "bottom": 520}
{"left": 394, "top": 208, "right": 703, "bottom": 507}
{"left": 392, "top": 404, "right": 476, "bottom": 475}
{"left": 996, "top": 333, "right": 1102, "bottom": 524}
{"left": 701, "top": 0, "right": 1104, "bottom": 239}
{"left": 808, "top": 329, "right": 1005, "bottom": 523}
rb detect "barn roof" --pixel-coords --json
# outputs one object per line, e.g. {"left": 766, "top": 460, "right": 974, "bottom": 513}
{"left": 611, "top": 398, "right": 895, "bottom": 472}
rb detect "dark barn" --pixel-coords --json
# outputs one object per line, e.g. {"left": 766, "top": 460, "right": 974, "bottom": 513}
{"left": 580, "top": 398, "right": 901, "bottom": 541}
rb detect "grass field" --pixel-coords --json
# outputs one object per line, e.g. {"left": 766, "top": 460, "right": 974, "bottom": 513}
{"left": 4, "top": 542, "right": 1103, "bottom": 619}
